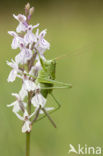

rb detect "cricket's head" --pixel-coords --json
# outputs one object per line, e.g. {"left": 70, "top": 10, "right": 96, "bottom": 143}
{"left": 44, "top": 59, "right": 56, "bottom": 80}
{"left": 40, "top": 58, "right": 56, "bottom": 80}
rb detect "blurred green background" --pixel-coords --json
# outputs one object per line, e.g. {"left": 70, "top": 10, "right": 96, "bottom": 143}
{"left": 0, "top": 0, "right": 103, "bottom": 156}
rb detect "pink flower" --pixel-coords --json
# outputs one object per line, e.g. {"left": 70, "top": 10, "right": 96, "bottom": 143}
{"left": 15, "top": 110, "right": 32, "bottom": 133}
{"left": 24, "top": 24, "right": 39, "bottom": 45}
{"left": 29, "top": 59, "right": 42, "bottom": 77}
{"left": 15, "top": 48, "right": 33, "bottom": 65}
{"left": 13, "top": 14, "right": 28, "bottom": 33}
{"left": 19, "top": 75, "right": 37, "bottom": 92}
{"left": 8, "top": 31, "right": 25, "bottom": 49}
{"left": 35, "top": 29, "right": 50, "bottom": 54}
{"left": 7, "top": 92, "right": 27, "bottom": 113}
{"left": 7, "top": 59, "right": 21, "bottom": 82}
{"left": 8, "top": 31, "right": 19, "bottom": 49}
{"left": 31, "top": 92, "right": 54, "bottom": 114}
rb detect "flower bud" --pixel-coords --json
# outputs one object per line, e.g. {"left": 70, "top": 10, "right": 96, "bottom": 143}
{"left": 25, "top": 3, "right": 30, "bottom": 10}
{"left": 25, "top": 3, "right": 30, "bottom": 15}
{"left": 29, "top": 7, "right": 34, "bottom": 16}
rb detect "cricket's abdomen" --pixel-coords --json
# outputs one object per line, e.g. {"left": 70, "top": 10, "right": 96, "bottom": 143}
{"left": 40, "top": 83, "right": 53, "bottom": 98}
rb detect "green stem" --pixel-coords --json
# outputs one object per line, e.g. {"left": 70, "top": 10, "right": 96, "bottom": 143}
{"left": 26, "top": 92, "right": 32, "bottom": 156}
{"left": 26, "top": 54, "right": 36, "bottom": 156}
{"left": 28, "top": 92, "right": 31, "bottom": 114}
{"left": 26, "top": 132, "right": 30, "bottom": 156}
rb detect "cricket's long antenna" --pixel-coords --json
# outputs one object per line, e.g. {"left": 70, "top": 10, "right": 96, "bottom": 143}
{"left": 53, "top": 41, "right": 95, "bottom": 61}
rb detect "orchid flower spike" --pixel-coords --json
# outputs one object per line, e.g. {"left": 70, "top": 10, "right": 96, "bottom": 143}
{"left": 7, "top": 3, "right": 53, "bottom": 134}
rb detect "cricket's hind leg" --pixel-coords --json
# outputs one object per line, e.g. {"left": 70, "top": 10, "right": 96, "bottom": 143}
{"left": 35, "top": 93, "right": 61, "bottom": 123}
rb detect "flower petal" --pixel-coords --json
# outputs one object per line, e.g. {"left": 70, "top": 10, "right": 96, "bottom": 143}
{"left": 8, "top": 31, "right": 17, "bottom": 37}
{"left": 7, "top": 69, "right": 17, "bottom": 82}
{"left": 12, "top": 101, "right": 20, "bottom": 113}
{"left": 15, "top": 49, "right": 32, "bottom": 65}
{"left": 31, "top": 93, "right": 46, "bottom": 108}
{"left": 16, "top": 23, "right": 27, "bottom": 33}
{"left": 22, "top": 120, "right": 31, "bottom": 133}
{"left": 11, "top": 38, "right": 19, "bottom": 49}
{"left": 24, "top": 80, "right": 36, "bottom": 91}
{"left": 7, "top": 102, "right": 15, "bottom": 107}
{"left": 13, "top": 14, "right": 26, "bottom": 22}
{"left": 15, "top": 112, "right": 24, "bottom": 121}
{"left": 19, "top": 86, "right": 28, "bottom": 100}
{"left": 24, "top": 32, "right": 37, "bottom": 45}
